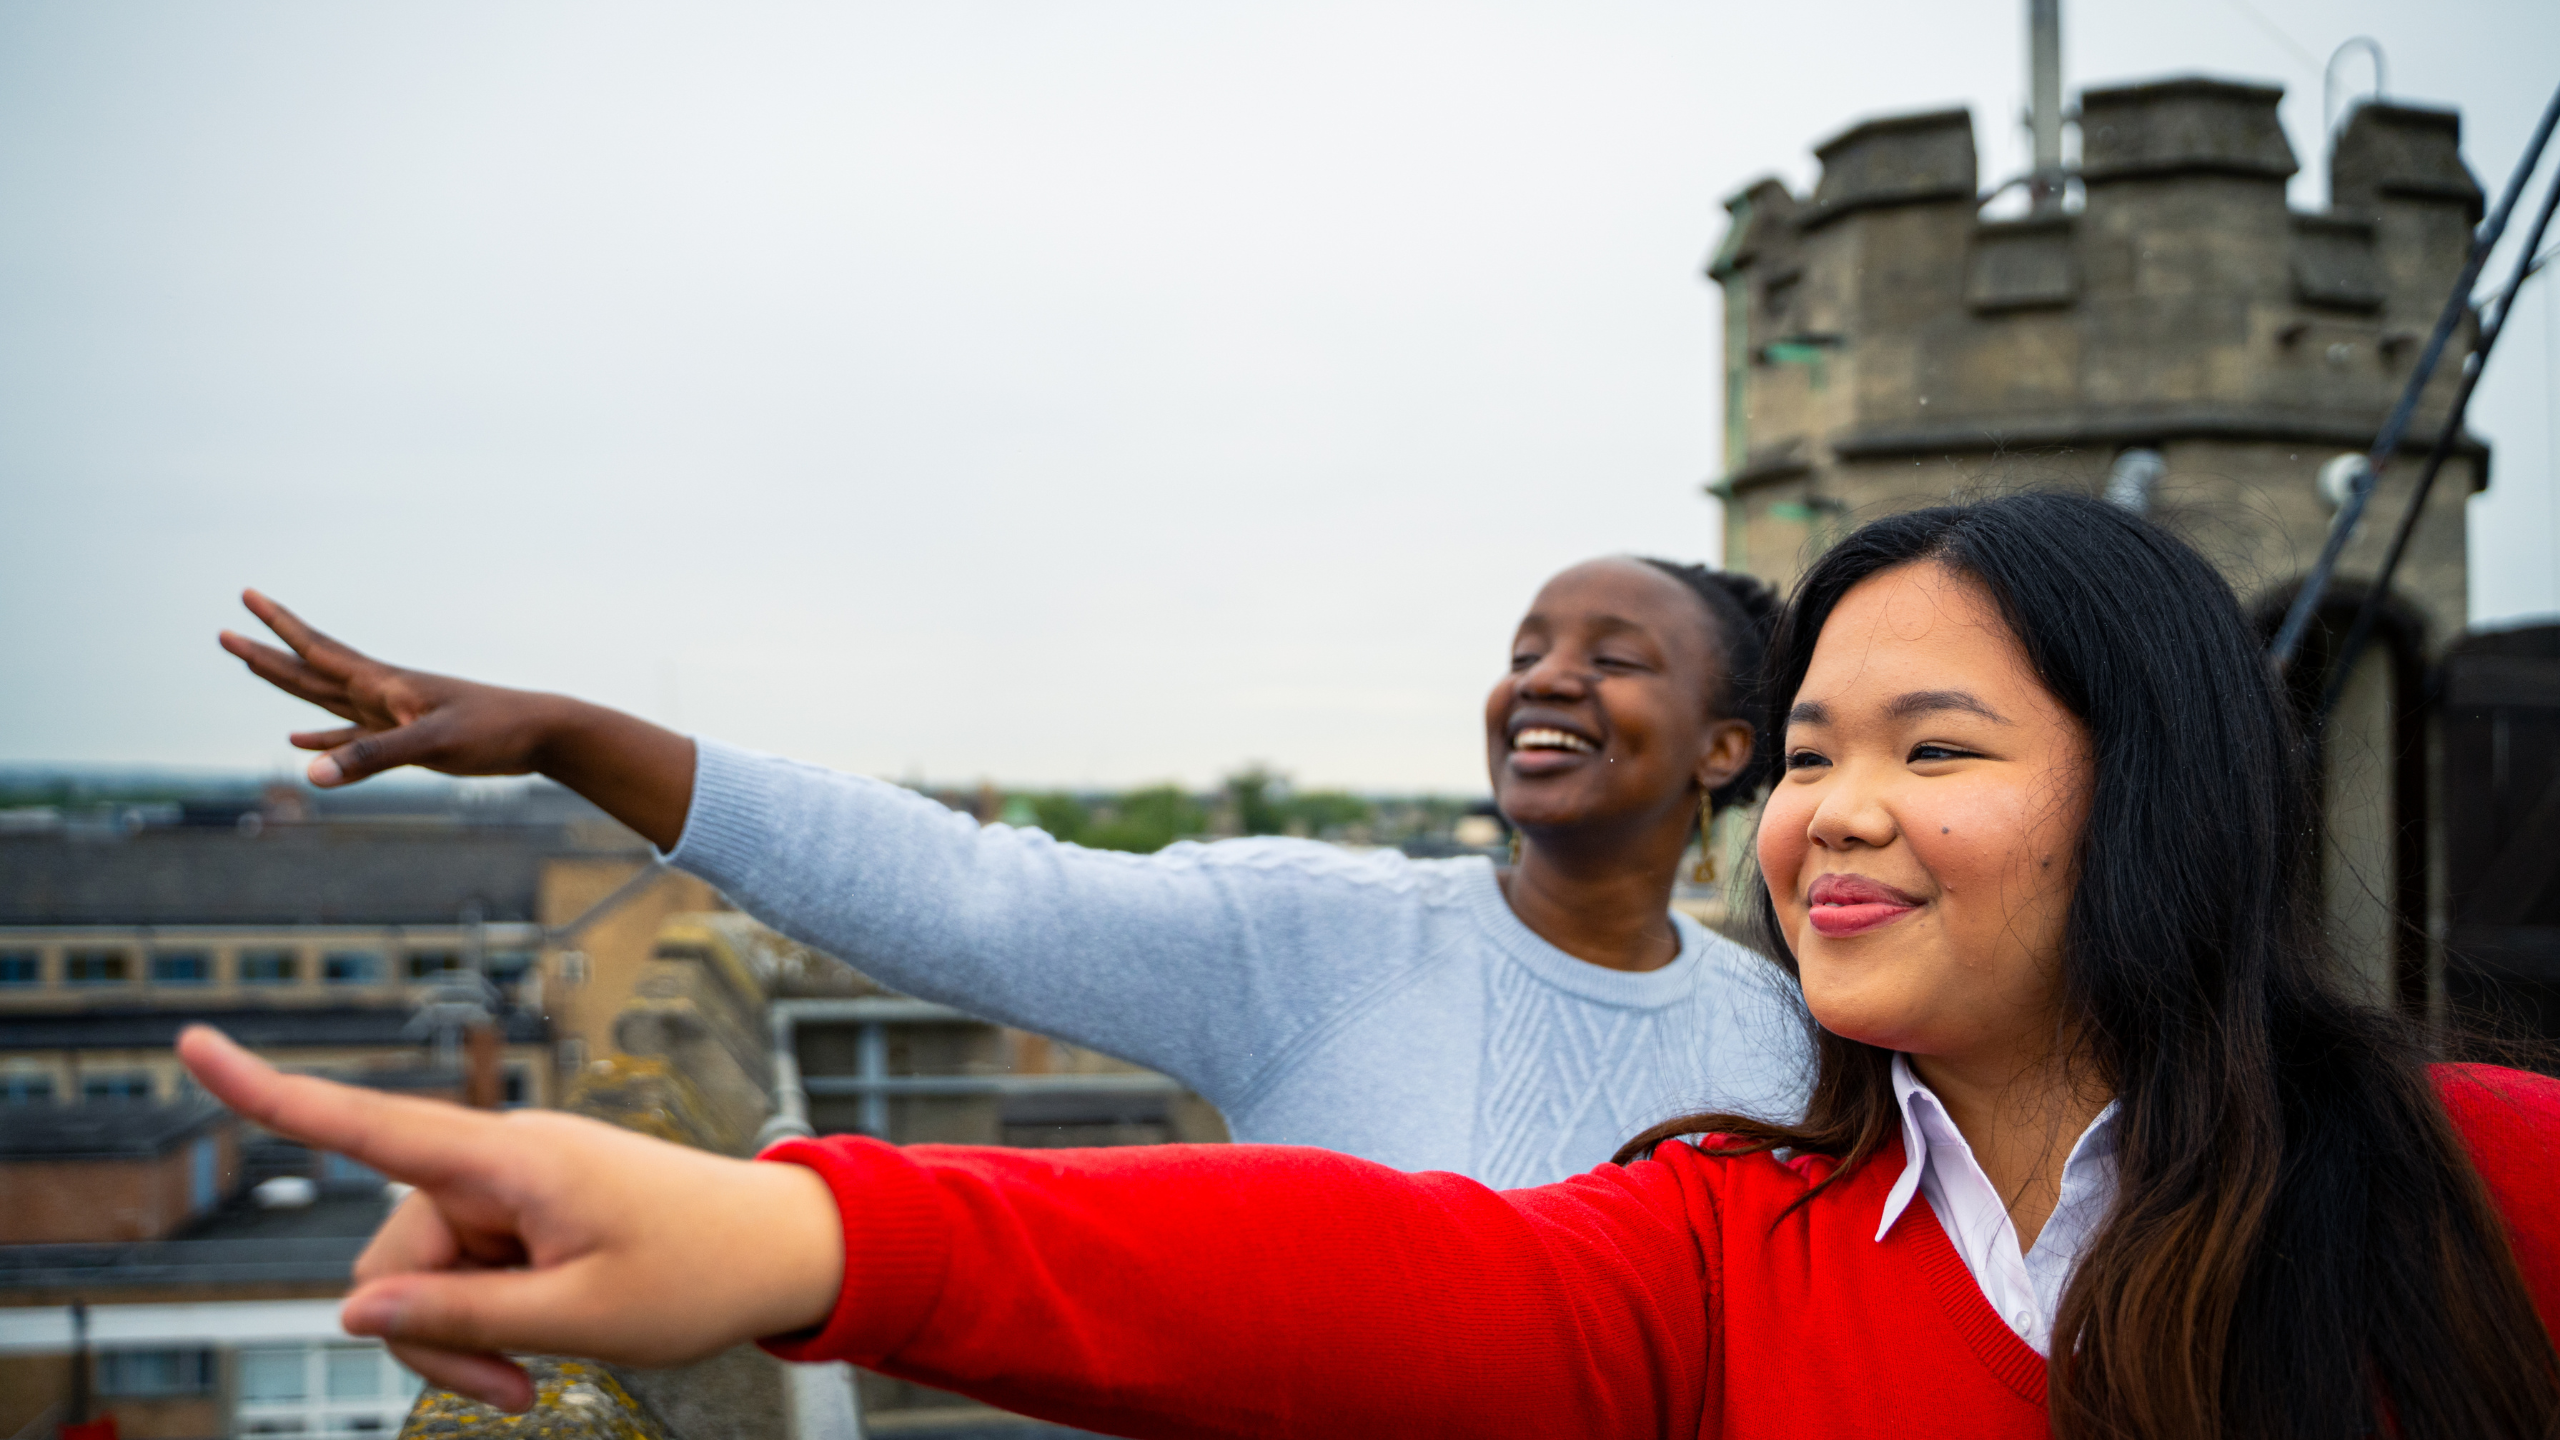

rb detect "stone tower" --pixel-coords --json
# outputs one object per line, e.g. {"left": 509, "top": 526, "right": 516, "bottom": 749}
{"left": 1707, "top": 77, "right": 2490, "bottom": 1010}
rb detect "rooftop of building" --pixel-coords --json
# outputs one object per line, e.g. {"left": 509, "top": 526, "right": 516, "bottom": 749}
{"left": 0, "top": 1096, "right": 227, "bottom": 1158}
{"left": 0, "top": 1005, "right": 547, "bottom": 1052}
{"left": 0, "top": 822, "right": 645, "bottom": 928}
{"left": 0, "top": 1190, "right": 391, "bottom": 1291}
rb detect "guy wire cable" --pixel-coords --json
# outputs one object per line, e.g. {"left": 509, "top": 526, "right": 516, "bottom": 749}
{"left": 2269, "top": 78, "right": 2560, "bottom": 671}
{"left": 2317, "top": 137, "right": 2560, "bottom": 722}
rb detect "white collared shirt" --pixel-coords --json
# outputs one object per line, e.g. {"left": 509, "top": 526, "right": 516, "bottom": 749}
{"left": 1876, "top": 1054, "right": 2120, "bottom": 1354}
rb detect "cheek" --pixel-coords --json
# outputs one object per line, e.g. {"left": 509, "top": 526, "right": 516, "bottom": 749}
{"left": 1755, "top": 786, "right": 1814, "bottom": 906}
{"left": 1900, "top": 782, "right": 2080, "bottom": 925}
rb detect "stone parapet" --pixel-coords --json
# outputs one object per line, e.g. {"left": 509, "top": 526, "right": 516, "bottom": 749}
{"left": 1800, "top": 109, "right": 1976, "bottom": 230}
{"left": 2078, "top": 77, "right": 2295, "bottom": 184}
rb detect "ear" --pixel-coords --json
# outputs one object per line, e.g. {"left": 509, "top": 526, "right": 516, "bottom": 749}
{"left": 1695, "top": 717, "right": 1755, "bottom": 796}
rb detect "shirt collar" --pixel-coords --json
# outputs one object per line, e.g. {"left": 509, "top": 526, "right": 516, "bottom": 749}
{"left": 1874, "top": 1053, "right": 2122, "bottom": 1244}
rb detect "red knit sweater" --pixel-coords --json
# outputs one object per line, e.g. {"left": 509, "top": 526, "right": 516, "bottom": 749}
{"left": 762, "top": 1065, "right": 2560, "bottom": 1438}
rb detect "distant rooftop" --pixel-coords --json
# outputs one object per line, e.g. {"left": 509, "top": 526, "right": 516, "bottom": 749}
{"left": 0, "top": 1192, "right": 389, "bottom": 1291}
{"left": 0, "top": 1096, "right": 226, "bottom": 1158}
{"left": 0, "top": 822, "right": 639, "bottom": 927}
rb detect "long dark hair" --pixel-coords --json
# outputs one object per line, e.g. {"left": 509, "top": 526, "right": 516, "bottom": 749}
{"left": 1619, "top": 492, "right": 2557, "bottom": 1439}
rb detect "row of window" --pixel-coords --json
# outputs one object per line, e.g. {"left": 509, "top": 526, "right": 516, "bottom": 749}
{"left": 2, "top": 1071, "right": 157, "bottom": 1104}
{"left": 95, "top": 1342, "right": 421, "bottom": 1433}
{"left": 4, "top": 1068, "right": 535, "bottom": 1107}
{"left": 0, "top": 948, "right": 534, "bottom": 989}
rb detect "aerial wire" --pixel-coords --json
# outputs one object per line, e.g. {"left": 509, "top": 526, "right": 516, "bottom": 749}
{"left": 2268, "top": 78, "right": 2560, "bottom": 672}
{"left": 2315, "top": 116, "right": 2560, "bottom": 719}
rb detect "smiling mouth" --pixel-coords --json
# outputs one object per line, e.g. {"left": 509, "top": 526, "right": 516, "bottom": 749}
{"left": 1806, "top": 874, "right": 1923, "bottom": 938}
{"left": 1511, "top": 727, "right": 1596, "bottom": 754}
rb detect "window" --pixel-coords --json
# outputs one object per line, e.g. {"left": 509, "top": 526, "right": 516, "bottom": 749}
{"left": 82, "top": 1073, "right": 153, "bottom": 1102}
{"left": 241, "top": 949, "right": 300, "bottom": 985}
{"left": 241, "top": 1347, "right": 308, "bottom": 1403}
{"left": 64, "top": 950, "right": 130, "bottom": 986}
{"left": 557, "top": 1036, "right": 587, "bottom": 1075}
{"left": 558, "top": 950, "right": 589, "bottom": 986}
{"left": 97, "top": 1348, "right": 215, "bottom": 1396}
{"left": 325, "top": 1347, "right": 382, "bottom": 1399}
{"left": 0, "top": 951, "right": 38, "bottom": 987}
{"left": 3, "top": 1073, "right": 55, "bottom": 1105}
{"left": 151, "top": 951, "right": 211, "bottom": 986}
{"left": 502, "top": 1069, "right": 529, "bottom": 1107}
{"left": 235, "top": 1343, "right": 420, "bottom": 1437}
{"left": 190, "top": 1135, "right": 219, "bottom": 1214}
{"left": 322, "top": 952, "right": 382, "bottom": 985}
{"left": 405, "top": 951, "right": 462, "bottom": 980}
{"left": 320, "top": 1151, "right": 384, "bottom": 1190}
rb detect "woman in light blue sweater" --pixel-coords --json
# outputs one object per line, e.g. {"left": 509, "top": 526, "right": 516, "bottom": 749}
{"left": 220, "top": 557, "right": 1809, "bottom": 1186}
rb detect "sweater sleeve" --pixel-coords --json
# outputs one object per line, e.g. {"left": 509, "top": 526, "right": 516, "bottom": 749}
{"left": 665, "top": 740, "right": 1451, "bottom": 1105}
{"left": 757, "top": 1135, "right": 1718, "bottom": 1440}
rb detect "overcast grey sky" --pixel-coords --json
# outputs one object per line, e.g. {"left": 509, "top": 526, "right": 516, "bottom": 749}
{"left": 3, "top": 1, "right": 2554, "bottom": 793}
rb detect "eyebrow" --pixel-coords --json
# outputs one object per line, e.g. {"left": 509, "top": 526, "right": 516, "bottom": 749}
{"left": 1889, "top": 689, "right": 2011, "bottom": 723}
{"left": 1787, "top": 690, "right": 2013, "bottom": 727}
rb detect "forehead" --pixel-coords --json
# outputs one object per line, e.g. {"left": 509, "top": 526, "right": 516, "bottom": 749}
{"left": 1523, "top": 559, "right": 1712, "bottom": 640}
{"left": 1796, "top": 563, "right": 2044, "bottom": 708}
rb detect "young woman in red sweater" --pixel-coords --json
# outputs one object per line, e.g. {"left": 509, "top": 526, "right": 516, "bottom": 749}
{"left": 178, "top": 491, "right": 2560, "bottom": 1439}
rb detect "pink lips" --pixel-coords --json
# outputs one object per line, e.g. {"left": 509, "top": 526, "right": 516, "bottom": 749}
{"left": 1806, "top": 873, "right": 1923, "bottom": 938}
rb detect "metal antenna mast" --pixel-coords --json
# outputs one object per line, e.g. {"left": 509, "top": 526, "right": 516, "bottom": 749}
{"left": 2027, "top": 0, "right": 2065, "bottom": 213}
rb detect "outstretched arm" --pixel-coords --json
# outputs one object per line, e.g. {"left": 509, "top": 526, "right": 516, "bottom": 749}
{"left": 178, "top": 1027, "right": 1717, "bottom": 1437}
{"left": 219, "top": 590, "right": 694, "bottom": 849}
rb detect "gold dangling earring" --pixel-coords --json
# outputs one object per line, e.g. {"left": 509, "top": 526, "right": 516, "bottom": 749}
{"left": 1689, "top": 794, "right": 1717, "bottom": 884}
{"left": 1508, "top": 829, "right": 1523, "bottom": 867}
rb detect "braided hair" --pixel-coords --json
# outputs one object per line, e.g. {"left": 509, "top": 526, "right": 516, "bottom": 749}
{"left": 1637, "top": 558, "right": 1780, "bottom": 809}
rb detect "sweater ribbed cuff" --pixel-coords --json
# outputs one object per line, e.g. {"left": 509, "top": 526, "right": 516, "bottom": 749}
{"left": 663, "top": 738, "right": 778, "bottom": 886}
{"left": 754, "top": 1136, "right": 955, "bottom": 1366}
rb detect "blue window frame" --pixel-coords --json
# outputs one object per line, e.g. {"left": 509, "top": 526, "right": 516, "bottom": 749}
{"left": 64, "top": 950, "right": 131, "bottom": 986}
{"left": 82, "top": 1073, "right": 153, "bottom": 1101}
{"left": 323, "top": 951, "right": 383, "bottom": 985}
{"left": 0, "top": 952, "right": 38, "bottom": 987}
{"left": 151, "top": 951, "right": 211, "bottom": 986}
{"left": 98, "top": 1348, "right": 216, "bottom": 1396}
{"left": 240, "top": 949, "right": 299, "bottom": 985}
{"left": 3, "top": 1074, "right": 56, "bottom": 1104}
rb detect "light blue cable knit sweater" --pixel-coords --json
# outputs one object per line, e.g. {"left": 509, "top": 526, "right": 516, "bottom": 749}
{"left": 667, "top": 739, "right": 1813, "bottom": 1189}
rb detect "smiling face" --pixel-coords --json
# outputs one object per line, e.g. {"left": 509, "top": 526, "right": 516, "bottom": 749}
{"left": 1484, "top": 558, "right": 1752, "bottom": 843}
{"left": 1758, "top": 561, "right": 2093, "bottom": 1079}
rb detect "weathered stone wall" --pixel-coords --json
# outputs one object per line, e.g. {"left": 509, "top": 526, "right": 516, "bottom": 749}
{"left": 1713, "top": 80, "right": 2486, "bottom": 648}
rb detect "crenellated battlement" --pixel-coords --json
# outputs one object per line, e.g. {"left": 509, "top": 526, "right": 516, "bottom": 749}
{"left": 1710, "top": 75, "right": 2486, "bottom": 654}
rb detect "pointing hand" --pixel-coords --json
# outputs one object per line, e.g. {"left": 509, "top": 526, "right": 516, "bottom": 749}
{"left": 175, "top": 1026, "right": 844, "bottom": 1412}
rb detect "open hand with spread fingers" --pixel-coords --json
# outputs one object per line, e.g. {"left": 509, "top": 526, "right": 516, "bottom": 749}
{"left": 217, "top": 590, "right": 696, "bottom": 849}
{"left": 175, "top": 1027, "right": 845, "bottom": 1413}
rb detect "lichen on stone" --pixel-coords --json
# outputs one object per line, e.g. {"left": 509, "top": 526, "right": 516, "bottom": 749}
{"left": 398, "top": 1357, "right": 673, "bottom": 1440}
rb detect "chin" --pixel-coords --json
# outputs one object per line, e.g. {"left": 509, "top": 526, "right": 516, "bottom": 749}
{"left": 1797, "top": 974, "right": 1920, "bottom": 1053}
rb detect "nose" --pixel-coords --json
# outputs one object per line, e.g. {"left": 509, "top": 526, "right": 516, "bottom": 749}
{"left": 1516, "top": 650, "right": 1593, "bottom": 702}
{"left": 1805, "top": 760, "right": 1898, "bottom": 852}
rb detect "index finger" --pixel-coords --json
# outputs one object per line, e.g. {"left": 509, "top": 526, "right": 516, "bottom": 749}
{"left": 241, "top": 589, "right": 368, "bottom": 674}
{"left": 178, "top": 1026, "right": 498, "bottom": 1186}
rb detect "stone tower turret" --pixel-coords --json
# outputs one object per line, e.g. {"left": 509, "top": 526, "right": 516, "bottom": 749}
{"left": 1707, "top": 77, "right": 2490, "bottom": 1013}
